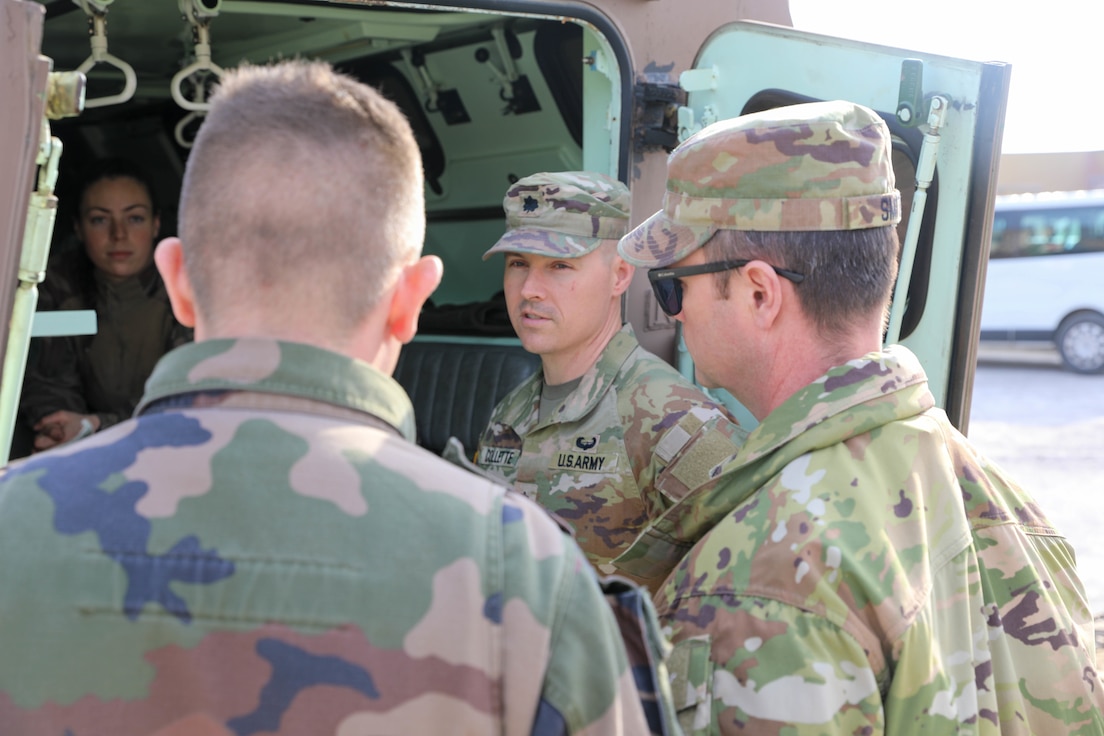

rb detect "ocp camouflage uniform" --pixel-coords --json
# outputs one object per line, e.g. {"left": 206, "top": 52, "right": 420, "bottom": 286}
{"left": 617, "top": 101, "right": 1104, "bottom": 734}
{"left": 476, "top": 323, "right": 744, "bottom": 588}
{"left": 479, "top": 171, "right": 746, "bottom": 590}
{"left": 1097, "top": 614, "right": 1104, "bottom": 670}
{"left": 626, "top": 347, "right": 1104, "bottom": 733}
{"left": 0, "top": 338, "right": 652, "bottom": 735}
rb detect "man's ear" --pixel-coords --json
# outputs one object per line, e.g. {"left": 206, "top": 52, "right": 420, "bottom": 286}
{"left": 741, "top": 260, "right": 786, "bottom": 329}
{"left": 154, "top": 237, "right": 197, "bottom": 328}
{"left": 610, "top": 254, "right": 635, "bottom": 297}
{"left": 386, "top": 255, "right": 444, "bottom": 344}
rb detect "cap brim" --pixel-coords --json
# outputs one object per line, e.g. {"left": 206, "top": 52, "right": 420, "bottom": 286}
{"left": 617, "top": 208, "right": 717, "bottom": 268}
{"left": 482, "top": 228, "right": 605, "bottom": 261}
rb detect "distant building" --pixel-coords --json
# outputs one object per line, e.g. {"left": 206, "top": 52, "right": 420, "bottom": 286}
{"left": 998, "top": 151, "right": 1104, "bottom": 195}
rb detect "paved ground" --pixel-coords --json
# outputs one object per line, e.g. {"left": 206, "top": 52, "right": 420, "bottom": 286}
{"left": 968, "top": 342, "right": 1104, "bottom": 615}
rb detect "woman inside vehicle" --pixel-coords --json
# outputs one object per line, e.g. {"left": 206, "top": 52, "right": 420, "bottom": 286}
{"left": 18, "top": 157, "right": 192, "bottom": 453}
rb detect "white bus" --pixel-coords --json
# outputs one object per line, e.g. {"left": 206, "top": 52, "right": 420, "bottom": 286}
{"left": 979, "top": 191, "right": 1104, "bottom": 373}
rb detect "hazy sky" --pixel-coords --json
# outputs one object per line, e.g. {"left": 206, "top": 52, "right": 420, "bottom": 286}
{"left": 789, "top": 0, "right": 1104, "bottom": 154}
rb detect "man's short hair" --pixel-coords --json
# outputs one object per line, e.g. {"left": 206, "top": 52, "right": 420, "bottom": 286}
{"left": 179, "top": 60, "right": 425, "bottom": 333}
{"left": 703, "top": 227, "right": 899, "bottom": 338}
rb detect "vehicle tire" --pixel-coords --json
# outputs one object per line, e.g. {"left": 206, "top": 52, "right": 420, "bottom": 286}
{"left": 1055, "top": 312, "right": 1104, "bottom": 374}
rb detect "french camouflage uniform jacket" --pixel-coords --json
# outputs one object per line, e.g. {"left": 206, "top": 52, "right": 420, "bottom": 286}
{"left": 619, "top": 345, "right": 1104, "bottom": 735}
{"left": 475, "top": 324, "right": 745, "bottom": 588}
{"left": 0, "top": 338, "right": 653, "bottom": 735}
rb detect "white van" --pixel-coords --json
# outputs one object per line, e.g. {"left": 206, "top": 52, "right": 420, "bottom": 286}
{"left": 979, "top": 191, "right": 1104, "bottom": 373}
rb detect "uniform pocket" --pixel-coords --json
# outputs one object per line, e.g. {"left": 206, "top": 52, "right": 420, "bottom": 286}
{"left": 667, "top": 634, "right": 715, "bottom": 736}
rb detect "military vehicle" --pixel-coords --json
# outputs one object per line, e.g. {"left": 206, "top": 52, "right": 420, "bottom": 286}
{"left": 3, "top": 0, "right": 1009, "bottom": 460}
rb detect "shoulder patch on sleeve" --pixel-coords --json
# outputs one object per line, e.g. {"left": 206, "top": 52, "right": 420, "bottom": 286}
{"left": 655, "top": 412, "right": 746, "bottom": 504}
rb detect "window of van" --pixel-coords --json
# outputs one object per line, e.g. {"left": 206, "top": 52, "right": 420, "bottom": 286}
{"left": 979, "top": 191, "right": 1104, "bottom": 373}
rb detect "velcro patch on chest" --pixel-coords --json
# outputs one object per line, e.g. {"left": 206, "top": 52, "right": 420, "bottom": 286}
{"left": 478, "top": 446, "right": 521, "bottom": 468}
{"left": 550, "top": 452, "right": 618, "bottom": 473}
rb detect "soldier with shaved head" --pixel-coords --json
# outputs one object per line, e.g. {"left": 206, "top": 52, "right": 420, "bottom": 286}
{"left": 618, "top": 100, "right": 1104, "bottom": 734}
{"left": 0, "top": 59, "right": 654, "bottom": 734}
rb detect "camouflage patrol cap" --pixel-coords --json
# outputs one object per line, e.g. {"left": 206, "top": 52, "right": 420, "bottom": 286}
{"left": 618, "top": 100, "right": 902, "bottom": 267}
{"left": 482, "top": 171, "right": 631, "bottom": 260}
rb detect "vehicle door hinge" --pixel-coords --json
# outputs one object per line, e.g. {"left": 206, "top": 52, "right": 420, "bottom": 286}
{"left": 633, "top": 81, "right": 687, "bottom": 152}
{"left": 675, "top": 65, "right": 719, "bottom": 140}
{"left": 677, "top": 105, "right": 718, "bottom": 142}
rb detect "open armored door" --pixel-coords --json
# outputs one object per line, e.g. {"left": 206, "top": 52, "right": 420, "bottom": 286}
{"left": 663, "top": 21, "right": 1010, "bottom": 431}
{"left": 0, "top": 0, "right": 55, "bottom": 464}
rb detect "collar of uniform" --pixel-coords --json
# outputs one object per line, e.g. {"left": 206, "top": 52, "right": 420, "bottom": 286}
{"left": 614, "top": 344, "right": 934, "bottom": 579}
{"left": 93, "top": 261, "right": 164, "bottom": 300}
{"left": 540, "top": 323, "right": 639, "bottom": 426}
{"left": 136, "top": 338, "right": 416, "bottom": 441}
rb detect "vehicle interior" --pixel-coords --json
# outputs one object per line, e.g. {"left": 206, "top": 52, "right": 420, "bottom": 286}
{"left": 37, "top": 0, "right": 612, "bottom": 295}
{"left": 9, "top": 0, "right": 1009, "bottom": 460}
{"left": 19, "top": 0, "right": 629, "bottom": 457}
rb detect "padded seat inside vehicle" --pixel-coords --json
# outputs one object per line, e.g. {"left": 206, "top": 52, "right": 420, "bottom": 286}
{"left": 394, "top": 339, "right": 541, "bottom": 456}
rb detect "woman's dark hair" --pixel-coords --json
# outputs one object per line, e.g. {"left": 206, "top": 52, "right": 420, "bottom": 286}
{"left": 73, "top": 157, "right": 161, "bottom": 220}
{"left": 56, "top": 157, "right": 162, "bottom": 304}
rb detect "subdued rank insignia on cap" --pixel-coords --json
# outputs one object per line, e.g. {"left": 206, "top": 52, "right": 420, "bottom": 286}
{"left": 881, "top": 195, "right": 900, "bottom": 223}
{"left": 523, "top": 195, "right": 539, "bottom": 213}
{"left": 575, "top": 436, "right": 598, "bottom": 450}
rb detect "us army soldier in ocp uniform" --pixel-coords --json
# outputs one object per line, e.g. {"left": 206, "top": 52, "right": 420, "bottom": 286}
{"left": 476, "top": 171, "right": 746, "bottom": 589}
{"left": 0, "top": 60, "right": 651, "bottom": 735}
{"left": 618, "top": 100, "right": 1104, "bottom": 734}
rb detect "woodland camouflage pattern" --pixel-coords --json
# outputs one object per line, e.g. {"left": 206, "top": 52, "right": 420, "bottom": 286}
{"left": 0, "top": 338, "right": 652, "bottom": 735}
{"left": 475, "top": 325, "right": 745, "bottom": 589}
{"left": 618, "top": 345, "right": 1104, "bottom": 734}
{"left": 482, "top": 171, "right": 632, "bottom": 260}
{"left": 619, "top": 100, "right": 902, "bottom": 269}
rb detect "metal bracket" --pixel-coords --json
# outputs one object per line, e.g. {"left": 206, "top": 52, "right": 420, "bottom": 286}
{"left": 677, "top": 105, "right": 718, "bottom": 142}
{"left": 490, "top": 24, "right": 520, "bottom": 95}
{"left": 402, "top": 48, "right": 441, "bottom": 113}
{"left": 886, "top": 92, "right": 950, "bottom": 344}
{"left": 633, "top": 81, "right": 686, "bottom": 152}
{"left": 44, "top": 71, "right": 86, "bottom": 120}
{"left": 674, "top": 65, "right": 720, "bottom": 140}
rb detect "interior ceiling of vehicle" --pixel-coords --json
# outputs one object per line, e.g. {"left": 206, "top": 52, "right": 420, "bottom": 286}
{"left": 35, "top": 0, "right": 504, "bottom": 100}
{"left": 33, "top": 0, "right": 582, "bottom": 183}
{"left": 31, "top": 1, "right": 589, "bottom": 307}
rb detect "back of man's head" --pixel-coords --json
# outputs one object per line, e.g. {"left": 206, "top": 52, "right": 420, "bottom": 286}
{"left": 178, "top": 60, "right": 425, "bottom": 336}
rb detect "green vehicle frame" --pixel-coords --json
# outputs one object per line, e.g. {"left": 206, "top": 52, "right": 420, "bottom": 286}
{"left": 1, "top": 0, "right": 1010, "bottom": 463}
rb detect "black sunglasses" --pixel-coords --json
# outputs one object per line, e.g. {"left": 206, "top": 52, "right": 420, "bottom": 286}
{"left": 647, "top": 259, "right": 806, "bottom": 317}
